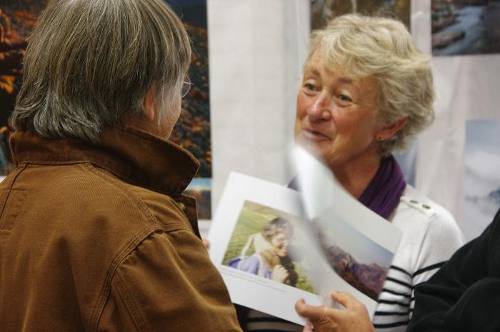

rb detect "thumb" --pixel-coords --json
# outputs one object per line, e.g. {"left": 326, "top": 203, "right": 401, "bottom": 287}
{"left": 295, "top": 299, "right": 326, "bottom": 321}
{"left": 331, "top": 291, "right": 357, "bottom": 309}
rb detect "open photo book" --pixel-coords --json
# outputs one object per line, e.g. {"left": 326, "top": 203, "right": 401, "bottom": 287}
{"left": 208, "top": 147, "right": 402, "bottom": 325}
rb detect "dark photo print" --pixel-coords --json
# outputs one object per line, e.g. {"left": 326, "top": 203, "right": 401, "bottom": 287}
{"left": 432, "top": 0, "right": 500, "bottom": 56}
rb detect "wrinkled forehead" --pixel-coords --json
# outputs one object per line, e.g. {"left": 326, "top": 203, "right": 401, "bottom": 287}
{"left": 303, "top": 51, "right": 353, "bottom": 80}
{"left": 303, "top": 49, "right": 381, "bottom": 104}
{"left": 305, "top": 39, "right": 375, "bottom": 81}
{"left": 303, "top": 50, "right": 378, "bottom": 91}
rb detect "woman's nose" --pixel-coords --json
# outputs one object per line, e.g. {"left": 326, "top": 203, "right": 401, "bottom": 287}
{"left": 307, "top": 92, "right": 332, "bottom": 121}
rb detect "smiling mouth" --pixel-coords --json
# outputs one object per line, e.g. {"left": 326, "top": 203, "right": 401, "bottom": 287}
{"left": 302, "top": 128, "right": 330, "bottom": 141}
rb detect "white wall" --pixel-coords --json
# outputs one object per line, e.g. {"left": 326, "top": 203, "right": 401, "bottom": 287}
{"left": 208, "top": 0, "right": 310, "bottom": 207}
{"left": 412, "top": 1, "right": 500, "bottom": 240}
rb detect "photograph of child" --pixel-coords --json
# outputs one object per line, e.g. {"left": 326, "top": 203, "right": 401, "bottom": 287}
{"left": 223, "top": 201, "right": 314, "bottom": 293}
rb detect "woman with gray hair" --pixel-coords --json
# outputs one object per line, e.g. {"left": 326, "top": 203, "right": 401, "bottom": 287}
{"left": 0, "top": 0, "right": 241, "bottom": 330}
{"left": 240, "top": 14, "right": 463, "bottom": 332}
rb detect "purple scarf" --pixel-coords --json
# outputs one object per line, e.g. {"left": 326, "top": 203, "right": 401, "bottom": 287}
{"left": 288, "top": 155, "right": 406, "bottom": 219}
{"left": 358, "top": 155, "right": 406, "bottom": 219}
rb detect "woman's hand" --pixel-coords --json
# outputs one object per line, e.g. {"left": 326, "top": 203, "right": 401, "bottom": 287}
{"left": 271, "top": 264, "right": 289, "bottom": 283}
{"left": 295, "top": 291, "right": 375, "bottom": 332}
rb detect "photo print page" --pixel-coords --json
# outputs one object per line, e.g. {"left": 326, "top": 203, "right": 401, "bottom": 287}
{"left": 208, "top": 172, "right": 319, "bottom": 325}
{"left": 209, "top": 156, "right": 402, "bottom": 324}
{"left": 290, "top": 146, "right": 402, "bottom": 314}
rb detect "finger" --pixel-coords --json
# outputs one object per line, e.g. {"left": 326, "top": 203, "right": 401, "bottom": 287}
{"left": 202, "top": 238, "right": 210, "bottom": 249}
{"left": 303, "top": 321, "right": 314, "bottom": 332}
{"left": 295, "top": 299, "right": 327, "bottom": 321}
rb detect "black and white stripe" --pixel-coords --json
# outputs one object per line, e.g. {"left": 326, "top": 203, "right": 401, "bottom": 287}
{"left": 373, "top": 263, "right": 445, "bottom": 331}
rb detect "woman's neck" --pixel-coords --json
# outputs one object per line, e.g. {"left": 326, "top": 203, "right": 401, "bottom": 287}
{"left": 331, "top": 153, "right": 381, "bottom": 199}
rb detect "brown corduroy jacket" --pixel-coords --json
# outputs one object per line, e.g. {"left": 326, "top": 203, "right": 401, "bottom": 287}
{"left": 0, "top": 126, "right": 242, "bottom": 332}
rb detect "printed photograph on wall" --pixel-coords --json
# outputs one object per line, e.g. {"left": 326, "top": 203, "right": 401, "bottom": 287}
{"left": 310, "top": 0, "right": 411, "bottom": 30}
{"left": 463, "top": 119, "right": 500, "bottom": 240}
{"left": 168, "top": 0, "right": 213, "bottom": 220}
{"left": 0, "top": 0, "right": 213, "bottom": 218}
{"left": 0, "top": 1, "right": 49, "bottom": 174}
{"left": 432, "top": 0, "right": 500, "bottom": 56}
{"left": 223, "top": 200, "right": 315, "bottom": 293}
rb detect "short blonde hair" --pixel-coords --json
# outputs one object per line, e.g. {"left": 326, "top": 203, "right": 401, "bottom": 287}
{"left": 308, "top": 14, "right": 434, "bottom": 155}
{"left": 12, "top": 0, "right": 191, "bottom": 142}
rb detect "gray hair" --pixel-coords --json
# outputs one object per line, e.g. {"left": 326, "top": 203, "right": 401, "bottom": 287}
{"left": 12, "top": 0, "right": 191, "bottom": 142}
{"left": 308, "top": 14, "right": 434, "bottom": 155}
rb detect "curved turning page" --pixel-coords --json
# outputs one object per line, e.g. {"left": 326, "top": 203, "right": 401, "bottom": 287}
{"left": 209, "top": 154, "right": 401, "bottom": 324}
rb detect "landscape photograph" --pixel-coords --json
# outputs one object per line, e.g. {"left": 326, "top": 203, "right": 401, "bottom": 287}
{"left": 0, "top": 1, "right": 213, "bottom": 216}
{"left": 168, "top": 0, "right": 213, "bottom": 218}
{"left": 310, "top": 0, "right": 411, "bottom": 30}
{"left": 312, "top": 215, "right": 393, "bottom": 300}
{"left": 463, "top": 119, "right": 500, "bottom": 240}
{"left": 0, "top": 0, "right": 49, "bottom": 174}
{"left": 432, "top": 0, "right": 500, "bottom": 56}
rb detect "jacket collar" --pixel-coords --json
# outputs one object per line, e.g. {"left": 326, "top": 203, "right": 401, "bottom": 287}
{"left": 10, "top": 126, "right": 200, "bottom": 196}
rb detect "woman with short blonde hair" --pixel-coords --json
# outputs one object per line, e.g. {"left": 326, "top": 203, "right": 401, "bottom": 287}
{"left": 240, "top": 14, "right": 463, "bottom": 332}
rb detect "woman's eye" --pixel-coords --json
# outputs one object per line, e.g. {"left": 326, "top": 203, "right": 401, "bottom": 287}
{"left": 337, "top": 94, "right": 352, "bottom": 103}
{"left": 303, "top": 82, "right": 318, "bottom": 92}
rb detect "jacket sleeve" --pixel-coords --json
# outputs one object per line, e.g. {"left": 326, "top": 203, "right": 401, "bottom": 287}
{"left": 408, "top": 209, "right": 500, "bottom": 332}
{"left": 98, "top": 229, "right": 242, "bottom": 332}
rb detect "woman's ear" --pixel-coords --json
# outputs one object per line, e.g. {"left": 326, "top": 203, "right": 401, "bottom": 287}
{"left": 143, "top": 88, "right": 157, "bottom": 122}
{"left": 375, "top": 117, "right": 407, "bottom": 141}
